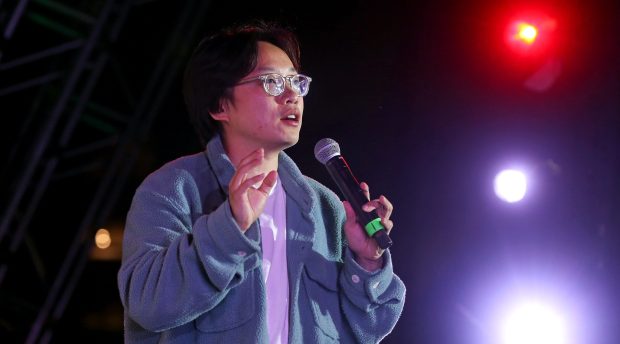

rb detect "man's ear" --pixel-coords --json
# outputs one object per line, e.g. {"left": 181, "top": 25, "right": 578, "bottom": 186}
{"left": 210, "top": 99, "right": 230, "bottom": 123}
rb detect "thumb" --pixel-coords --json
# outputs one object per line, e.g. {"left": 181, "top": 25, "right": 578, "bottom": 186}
{"left": 342, "top": 201, "right": 357, "bottom": 223}
{"left": 258, "top": 170, "right": 278, "bottom": 194}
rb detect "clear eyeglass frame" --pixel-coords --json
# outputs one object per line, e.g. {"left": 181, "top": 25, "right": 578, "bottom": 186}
{"left": 237, "top": 73, "right": 312, "bottom": 97}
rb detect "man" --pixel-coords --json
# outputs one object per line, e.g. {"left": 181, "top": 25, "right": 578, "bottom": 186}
{"left": 118, "top": 21, "right": 405, "bottom": 343}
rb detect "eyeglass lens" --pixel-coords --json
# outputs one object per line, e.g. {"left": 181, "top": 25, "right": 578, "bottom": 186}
{"left": 263, "top": 74, "right": 310, "bottom": 96}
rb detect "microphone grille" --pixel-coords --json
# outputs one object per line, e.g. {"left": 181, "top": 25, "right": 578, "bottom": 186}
{"left": 314, "top": 138, "right": 341, "bottom": 164}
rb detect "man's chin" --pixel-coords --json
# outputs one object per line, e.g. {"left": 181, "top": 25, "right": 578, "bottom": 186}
{"left": 283, "top": 137, "right": 299, "bottom": 149}
{"left": 277, "top": 135, "right": 300, "bottom": 151}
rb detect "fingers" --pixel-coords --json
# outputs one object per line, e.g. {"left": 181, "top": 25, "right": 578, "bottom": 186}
{"left": 362, "top": 195, "right": 393, "bottom": 216}
{"left": 361, "top": 194, "right": 394, "bottom": 233}
{"left": 229, "top": 148, "right": 279, "bottom": 198}
{"left": 378, "top": 195, "right": 393, "bottom": 219}
{"left": 230, "top": 149, "right": 263, "bottom": 190}
{"left": 360, "top": 181, "right": 370, "bottom": 200}
{"left": 227, "top": 148, "right": 278, "bottom": 231}
{"left": 358, "top": 181, "right": 394, "bottom": 227}
{"left": 257, "top": 170, "right": 278, "bottom": 194}
{"left": 342, "top": 201, "right": 357, "bottom": 223}
{"left": 236, "top": 173, "right": 267, "bottom": 195}
{"left": 373, "top": 195, "right": 394, "bottom": 233}
{"left": 382, "top": 218, "right": 394, "bottom": 233}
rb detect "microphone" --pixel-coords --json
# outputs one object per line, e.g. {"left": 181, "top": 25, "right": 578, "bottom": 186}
{"left": 314, "top": 138, "right": 393, "bottom": 249}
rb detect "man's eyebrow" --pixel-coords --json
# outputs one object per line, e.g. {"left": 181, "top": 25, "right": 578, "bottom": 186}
{"left": 255, "top": 66, "right": 297, "bottom": 73}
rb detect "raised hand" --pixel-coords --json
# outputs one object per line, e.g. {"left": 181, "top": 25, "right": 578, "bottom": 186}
{"left": 343, "top": 182, "right": 394, "bottom": 271}
{"left": 228, "top": 148, "right": 278, "bottom": 231}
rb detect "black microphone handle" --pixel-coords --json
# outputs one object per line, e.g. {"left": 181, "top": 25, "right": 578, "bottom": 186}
{"left": 324, "top": 156, "right": 393, "bottom": 249}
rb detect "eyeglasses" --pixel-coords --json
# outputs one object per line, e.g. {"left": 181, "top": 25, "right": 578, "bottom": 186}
{"left": 237, "top": 73, "right": 312, "bottom": 97}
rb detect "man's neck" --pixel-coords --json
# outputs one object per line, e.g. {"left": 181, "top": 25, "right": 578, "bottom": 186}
{"left": 222, "top": 135, "right": 280, "bottom": 173}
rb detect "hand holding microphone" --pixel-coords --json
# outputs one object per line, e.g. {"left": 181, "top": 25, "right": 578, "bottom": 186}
{"left": 314, "top": 138, "right": 394, "bottom": 254}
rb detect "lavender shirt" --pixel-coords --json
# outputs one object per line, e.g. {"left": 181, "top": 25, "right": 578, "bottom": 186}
{"left": 259, "top": 178, "right": 289, "bottom": 344}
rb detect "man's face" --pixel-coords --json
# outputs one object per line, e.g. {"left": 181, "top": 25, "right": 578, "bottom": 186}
{"left": 216, "top": 41, "right": 304, "bottom": 152}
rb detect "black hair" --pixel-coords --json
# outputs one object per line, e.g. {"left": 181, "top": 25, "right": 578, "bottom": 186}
{"left": 183, "top": 20, "right": 301, "bottom": 146}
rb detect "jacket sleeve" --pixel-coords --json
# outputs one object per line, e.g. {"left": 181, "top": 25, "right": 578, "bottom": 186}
{"left": 117, "top": 175, "right": 261, "bottom": 332}
{"left": 339, "top": 245, "right": 406, "bottom": 343}
{"left": 305, "top": 176, "right": 406, "bottom": 342}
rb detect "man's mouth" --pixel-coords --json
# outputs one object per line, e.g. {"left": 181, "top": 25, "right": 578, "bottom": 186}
{"left": 281, "top": 113, "right": 300, "bottom": 123}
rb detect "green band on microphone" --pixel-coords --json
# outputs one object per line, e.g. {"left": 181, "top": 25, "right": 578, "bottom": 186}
{"left": 364, "top": 218, "right": 384, "bottom": 236}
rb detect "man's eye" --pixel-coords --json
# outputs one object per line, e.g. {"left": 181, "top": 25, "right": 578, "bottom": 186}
{"left": 265, "top": 76, "right": 282, "bottom": 85}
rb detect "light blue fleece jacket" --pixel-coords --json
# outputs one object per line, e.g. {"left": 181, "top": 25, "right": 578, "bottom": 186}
{"left": 117, "top": 135, "right": 406, "bottom": 343}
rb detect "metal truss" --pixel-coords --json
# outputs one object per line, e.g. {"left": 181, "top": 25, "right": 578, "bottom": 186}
{"left": 0, "top": 0, "right": 210, "bottom": 342}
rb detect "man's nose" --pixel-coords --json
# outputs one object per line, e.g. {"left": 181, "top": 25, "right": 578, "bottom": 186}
{"left": 280, "top": 83, "right": 300, "bottom": 104}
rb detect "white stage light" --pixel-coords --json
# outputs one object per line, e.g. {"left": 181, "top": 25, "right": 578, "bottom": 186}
{"left": 501, "top": 301, "right": 568, "bottom": 344}
{"left": 494, "top": 169, "right": 527, "bottom": 203}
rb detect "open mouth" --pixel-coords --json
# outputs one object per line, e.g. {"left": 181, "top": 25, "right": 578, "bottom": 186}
{"left": 281, "top": 114, "right": 300, "bottom": 123}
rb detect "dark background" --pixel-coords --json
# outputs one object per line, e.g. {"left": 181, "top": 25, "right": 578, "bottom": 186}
{"left": 1, "top": 0, "right": 619, "bottom": 343}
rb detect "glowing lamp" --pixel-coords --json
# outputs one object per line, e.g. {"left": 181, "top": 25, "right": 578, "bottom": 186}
{"left": 515, "top": 22, "right": 538, "bottom": 45}
{"left": 501, "top": 301, "right": 568, "bottom": 344}
{"left": 494, "top": 169, "right": 527, "bottom": 203}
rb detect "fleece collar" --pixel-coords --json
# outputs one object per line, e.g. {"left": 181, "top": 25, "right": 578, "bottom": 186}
{"left": 205, "top": 135, "right": 317, "bottom": 217}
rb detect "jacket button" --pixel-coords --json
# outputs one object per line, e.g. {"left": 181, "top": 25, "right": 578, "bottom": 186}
{"left": 351, "top": 274, "right": 360, "bottom": 283}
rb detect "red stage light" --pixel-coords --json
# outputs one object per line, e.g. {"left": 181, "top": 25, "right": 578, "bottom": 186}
{"left": 515, "top": 22, "right": 538, "bottom": 45}
{"left": 505, "top": 12, "right": 556, "bottom": 56}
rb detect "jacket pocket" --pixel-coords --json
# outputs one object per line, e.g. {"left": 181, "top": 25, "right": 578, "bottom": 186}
{"left": 301, "top": 255, "right": 342, "bottom": 341}
{"left": 194, "top": 272, "right": 257, "bottom": 333}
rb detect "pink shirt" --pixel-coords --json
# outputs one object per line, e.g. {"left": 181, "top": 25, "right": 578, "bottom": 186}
{"left": 259, "top": 178, "right": 289, "bottom": 344}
